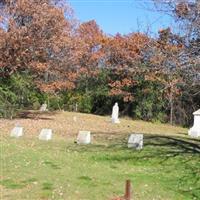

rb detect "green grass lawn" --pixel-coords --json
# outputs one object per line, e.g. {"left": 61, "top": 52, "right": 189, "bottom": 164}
{"left": 1, "top": 134, "right": 200, "bottom": 200}
{"left": 0, "top": 112, "right": 200, "bottom": 200}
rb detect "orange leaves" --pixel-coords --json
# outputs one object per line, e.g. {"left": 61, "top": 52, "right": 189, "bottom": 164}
{"left": 76, "top": 20, "right": 106, "bottom": 71}
{"left": 30, "top": 62, "right": 48, "bottom": 72}
{"left": 109, "top": 78, "right": 135, "bottom": 88}
{"left": 0, "top": 0, "right": 187, "bottom": 103}
{"left": 108, "top": 78, "right": 136, "bottom": 102}
{"left": 103, "top": 32, "right": 150, "bottom": 70}
{"left": 38, "top": 80, "right": 75, "bottom": 93}
{"left": 175, "top": 2, "right": 190, "bottom": 17}
{"left": 109, "top": 88, "right": 133, "bottom": 102}
{"left": 100, "top": 33, "right": 151, "bottom": 102}
{"left": 0, "top": 0, "right": 80, "bottom": 92}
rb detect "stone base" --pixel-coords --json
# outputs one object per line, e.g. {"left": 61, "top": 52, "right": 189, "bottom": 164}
{"left": 188, "top": 128, "right": 200, "bottom": 138}
{"left": 128, "top": 143, "right": 143, "bottom": 150}
{"left": 111, "top": 118, "right": 120, "bottom": 124}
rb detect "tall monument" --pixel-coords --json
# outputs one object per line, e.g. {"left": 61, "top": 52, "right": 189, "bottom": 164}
{"left": 188, "top": 109, "right": 200, "bottom": 138}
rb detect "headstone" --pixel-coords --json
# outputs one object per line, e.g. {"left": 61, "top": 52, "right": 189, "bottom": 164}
{"left": 39, "top": 129, "right": 52, "bottom": 141}
{"left": 188, "top": 109, "right": 200, "bottom": 138}
{"left": 39, "top": 103, "right": 47, "bottom": 112}
{"left": 73, "top": 116, "right": 77, "bottom": 122}
{"left": 10, "top": 126, "right": 23, "bottom": 138}
{"left": 77, "top": 131, "right": 91, "bottom": 144}
{"left": 111, "top": 102, "right": 120, "bottom": 123}
{"left": 128, "top": 134, "right": 143, "bottom": 150}
{"left": 75, "top": 103, "right": 78, "bottom": 112}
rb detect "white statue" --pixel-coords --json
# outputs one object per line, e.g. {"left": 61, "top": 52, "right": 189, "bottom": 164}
{"left": 188, "top": 109, "right": 200, "bottom": 138}
{"left": 111, "top": 102, "right": 120, "bottom": 123}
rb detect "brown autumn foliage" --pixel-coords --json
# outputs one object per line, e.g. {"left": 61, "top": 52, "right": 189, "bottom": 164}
{"left": 0, "top": 0, "right": 198, "bottom": 125}
{"left": 143, "top": 28, "right": 185, "bottom": 124}
{"left": 76, "top": 20, "right": 106, "bottom": 79}
{"left": 0, "top": 0, "right": 182, "bottom": 98}
{"left": 103, "top": 33, "right": 150, "bottom": 101}
{"left": 0, "top": 0, "right": 79, "bottom": 92}
{"left": 151, "top": 0, "right": 200, "bottom": 123}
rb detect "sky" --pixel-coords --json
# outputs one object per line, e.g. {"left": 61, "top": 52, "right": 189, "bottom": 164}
{"left": 68, "top": 0, "right": 174, "bottom": 36}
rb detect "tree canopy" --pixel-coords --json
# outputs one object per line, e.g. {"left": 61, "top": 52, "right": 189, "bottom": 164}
{"left": 0, "top": 0, "right": 199, "bottom": 125}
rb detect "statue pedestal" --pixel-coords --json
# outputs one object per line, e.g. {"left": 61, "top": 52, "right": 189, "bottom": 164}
{"left": 112, "top": 118, "right": 120, "bottom": 124}
{"left": 188, "top": 109, "right": 200, "bottom": 138}
{"left": 188, "top": 128, "right": 200, "bottom": 138}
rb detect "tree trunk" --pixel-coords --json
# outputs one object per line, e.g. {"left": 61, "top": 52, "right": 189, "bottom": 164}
{"left": 169, "top": 88, "right": 174, "bottom": 125}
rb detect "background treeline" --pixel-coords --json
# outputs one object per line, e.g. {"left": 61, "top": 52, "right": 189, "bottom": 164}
{"left": 0, "top": 0, "right": 199, "bottom": 126}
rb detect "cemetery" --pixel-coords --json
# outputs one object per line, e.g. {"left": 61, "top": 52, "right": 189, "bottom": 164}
{"left": 0, "top": 0, "right": 199, "bottom": 199}
{"left": 1, "top": 109, "right": 200, "bottom": 200}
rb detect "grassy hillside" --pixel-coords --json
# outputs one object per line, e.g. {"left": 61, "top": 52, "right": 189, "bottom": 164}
{"left": 1, "top": 111, "right": 200, "bottom": 200}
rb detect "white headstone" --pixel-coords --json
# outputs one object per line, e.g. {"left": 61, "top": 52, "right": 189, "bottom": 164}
{"left": 128, "top": 134, "right": 143, "bottom": 150}
{"left": 10, "top": 126, "right": 23, "bottom": 138}
{"left": 39, "top": 129, "right": 52, "bottom": 141}
{"left": 188, "top": 109, "right": 200, "bottom": 138}
{"left": 73, "top": 116, "right": 77, "bottom": 122}
{"left": 111, "top": 102, "right": 120, "bottom": 123}
{"left": 77, "top": 131, "right": 91, "bottom": 144}
{"left": 39, "top": 103, "right": 47, "bottom": 112}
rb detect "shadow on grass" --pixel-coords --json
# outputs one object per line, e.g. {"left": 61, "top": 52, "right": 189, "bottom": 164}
{"left": 43, "top": 160, "right": 61, "bottom": 169}
{"left": 66, "top": 133, "right": 200, "bottom": 199}
{"left": 67, "top": 132, "right": 200, "bottom": 155}
{"left": 145, "top": 135, "right": 200, "bottom": 154}
{"left": 0, "top": 178, "right": 37, "bottom": 189}
{"left": 16, "top": 110, "right": 57, "bottom": 120}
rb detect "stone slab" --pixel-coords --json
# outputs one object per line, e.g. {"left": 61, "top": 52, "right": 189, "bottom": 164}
{"left": 128, "top": 134, "right": 143, "bottom": 150}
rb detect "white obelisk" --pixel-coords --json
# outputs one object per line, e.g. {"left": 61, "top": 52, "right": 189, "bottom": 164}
{"left": 188, "top": 109, "right": 200, "bottom": 138}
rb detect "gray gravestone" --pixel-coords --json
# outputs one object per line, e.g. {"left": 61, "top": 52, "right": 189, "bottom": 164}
{"left": 10, "top": 126, "right": 23, "bottom": 138}
{"left": 39, "top": 129, "right": 52, "bottom": 141}
{"left": 188, "top": 109, "right": 200, "bottom": 138}
{"left": 77, "top": 131, "right": 91, "bottom": 144}
{"left": 128, "top": 134, "right": 143, "bottom": 150}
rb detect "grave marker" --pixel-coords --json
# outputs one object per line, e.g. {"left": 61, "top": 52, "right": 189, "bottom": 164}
{"left": 10, "top": 126, "right": 23, "bottom": 138}
{"left": 77, "top": 131, "right": 91, "bottom": 144}
{"left": 128, "top": 134, "right": 143, "bottom": 150}
{"left": 39, "top": 129, "right": 52, "bottom": 141}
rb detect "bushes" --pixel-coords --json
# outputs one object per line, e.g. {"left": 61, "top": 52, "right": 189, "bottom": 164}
{"left": 0, "top": 69, "right": 198, "bottom": 127}
{"left": 133, "top": 80, "right": 167, "bottom": 122}
{"left": 0, "top": 72, "right": 43, "bottom": 118}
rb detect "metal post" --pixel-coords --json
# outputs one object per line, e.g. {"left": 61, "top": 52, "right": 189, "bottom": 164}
{"left": 124, "top": 180, "right": 131, "bottom": 200}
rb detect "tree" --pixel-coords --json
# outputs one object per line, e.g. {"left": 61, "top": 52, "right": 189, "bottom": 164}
{"left": 0, "top": 0, "right": 79, "bottom": 93}
{"left": 102, "top": 32, "right": 150, "bottom": 102}
{"left": 142, "top": 28, "right": 185, "bottom": 124}
{"left": 151, "top": 0, "right": 200, "bottom": 124}
{"left": 76, "top": 20, "right": 106, "bottom": 93}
